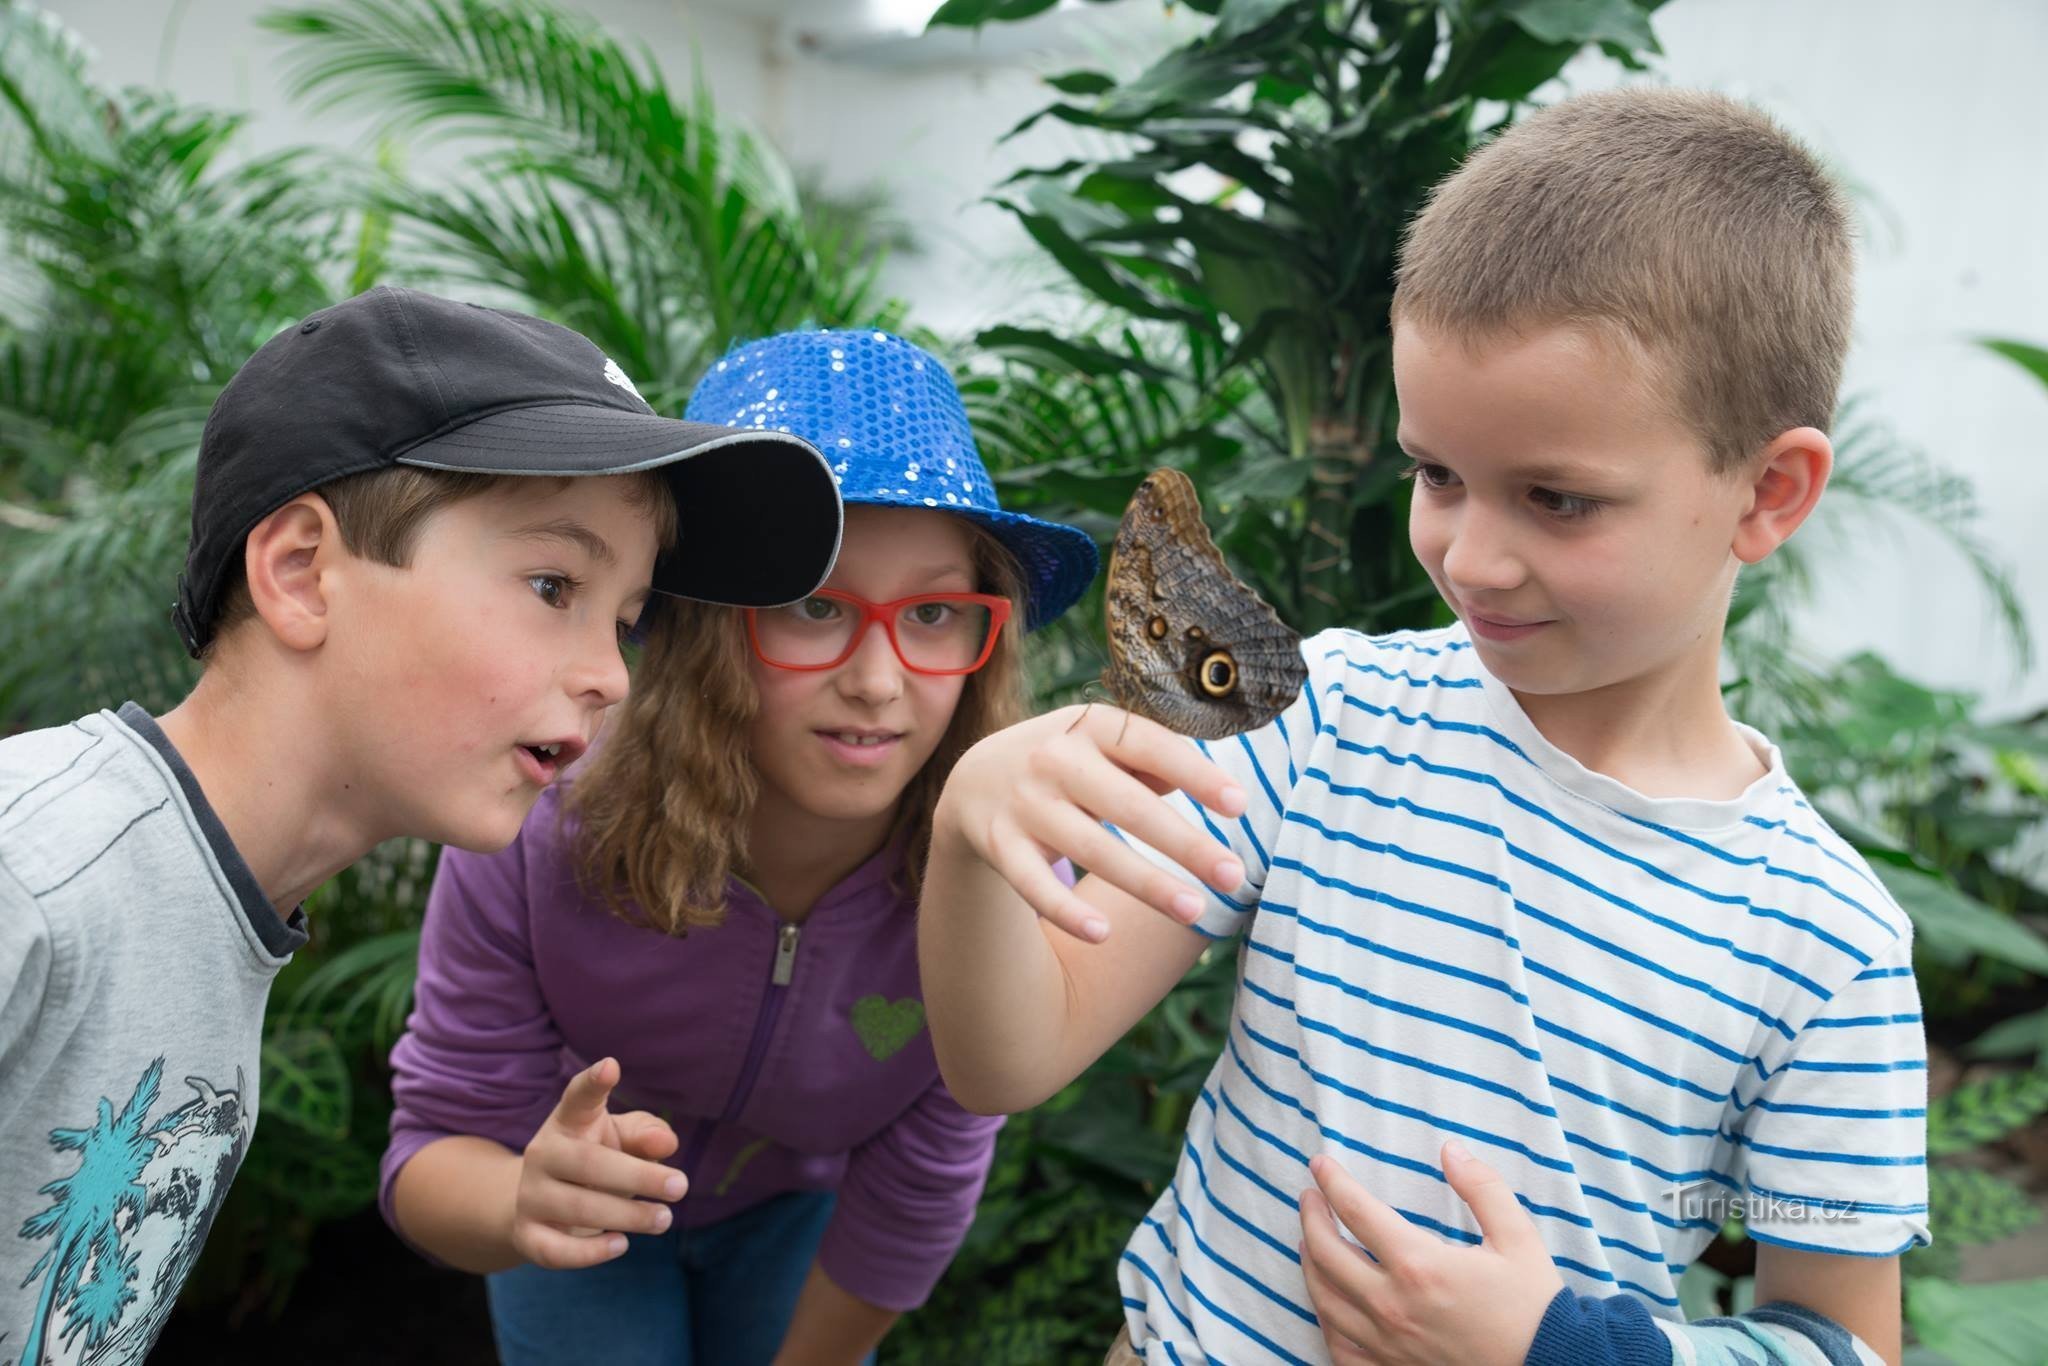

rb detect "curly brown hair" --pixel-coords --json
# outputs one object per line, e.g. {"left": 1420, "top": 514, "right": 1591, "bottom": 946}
{"left": 566, "top": 524, "right": 1029, "bottom": 934}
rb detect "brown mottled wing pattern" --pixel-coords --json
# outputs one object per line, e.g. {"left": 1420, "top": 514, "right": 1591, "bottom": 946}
{"left": 1102, "top": 469, "right": 1308, "bottom": 741}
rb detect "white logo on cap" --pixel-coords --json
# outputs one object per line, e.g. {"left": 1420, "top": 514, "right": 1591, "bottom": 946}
{"left": 602, "top": 357, "right": 646, "bottom": 404}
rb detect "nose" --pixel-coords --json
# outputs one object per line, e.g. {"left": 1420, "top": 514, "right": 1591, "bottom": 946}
{"left": 1437, "top": 498, "right": 1527, "bottom": 596}
{"left": 836, "top": 617, "right": 906, "bottom": 707}
{"left": 569, "top": 621, "right": 632, "bottom": 710}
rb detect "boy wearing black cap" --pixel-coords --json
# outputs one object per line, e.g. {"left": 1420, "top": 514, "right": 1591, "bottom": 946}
{"left": 0, "top": 286, "right": 841, "bottom": 1363}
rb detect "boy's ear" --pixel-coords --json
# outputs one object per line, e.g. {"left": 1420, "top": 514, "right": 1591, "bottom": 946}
{"left": 242, "top": 493, "right": 342, "bottom": 652}
{"left": 1731, "top": 426, "right": 1832, "bottom": 566}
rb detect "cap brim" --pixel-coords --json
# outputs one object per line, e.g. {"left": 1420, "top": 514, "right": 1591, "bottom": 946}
{"left": 399, "top": 403, "right": 842, "bottom": 607}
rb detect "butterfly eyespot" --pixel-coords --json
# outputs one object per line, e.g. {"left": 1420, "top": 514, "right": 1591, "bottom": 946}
{"left": 1147, "top": 615, "right": 1169, "bottom": 640}
{"left": 1184, "top": 625, "right": 1205, "bottom": 640}
{"left": 1198, "top": 651, "right": 1238, "bottom": 698}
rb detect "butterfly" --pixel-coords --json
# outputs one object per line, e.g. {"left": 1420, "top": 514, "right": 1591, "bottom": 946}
{"left": 1101, "top": 469, "right": 1307, "bottom": 741}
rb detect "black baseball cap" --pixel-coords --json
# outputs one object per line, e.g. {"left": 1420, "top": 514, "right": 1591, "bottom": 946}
{"left": 172, "top": 285, "right": 844, "bottom": 656}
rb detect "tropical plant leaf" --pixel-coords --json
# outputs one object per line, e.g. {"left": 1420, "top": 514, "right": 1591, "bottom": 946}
{"left": 1925, "top": 1067, "right": 2048, "bottom": 1158}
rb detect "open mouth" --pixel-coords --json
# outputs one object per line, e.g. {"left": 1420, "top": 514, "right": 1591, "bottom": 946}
{"left": 514, "top": 737, "right": 585, "bottom": 786}
{"left": 816, "top": 729, "right": 905, "bottom": 764}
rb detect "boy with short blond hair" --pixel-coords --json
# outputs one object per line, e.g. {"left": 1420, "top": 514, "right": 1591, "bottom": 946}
{"left": 0, "top": 285, "right": 841, "bottom": 1362}
{"left": 921, "top": 88, "right": 1924, "bottom": 1366}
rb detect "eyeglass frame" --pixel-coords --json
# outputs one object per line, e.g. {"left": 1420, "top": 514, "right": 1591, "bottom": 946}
{"left": 744, "top": 588, "right": 1014, "bottom": 676}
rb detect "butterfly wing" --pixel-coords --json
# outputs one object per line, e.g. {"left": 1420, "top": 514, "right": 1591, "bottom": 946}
{"left": 1103, "top": 469, "right": 1307, "bottom": 741}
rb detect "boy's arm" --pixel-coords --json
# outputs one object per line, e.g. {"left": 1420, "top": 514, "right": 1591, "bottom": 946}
{"left": 1524, "top": 1247, "right": 1897, "bottom": 1366}
{"left": 920, "top": 703, "right": 1246, "bottom": 1114}
{"left": 1301, "top": 1149, "right": 1898, "bottom": 1366}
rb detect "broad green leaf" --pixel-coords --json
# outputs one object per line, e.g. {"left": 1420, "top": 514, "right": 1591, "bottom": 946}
{"left": 1875, "top": 862, "right": 2048, "bottom": 975}
{"left": 1215, "top": 0, "right": 1297, "bottom": 42}
{"left": 1905, "top": 1277, "right": 2048, "bottom": 1366}
{"left": 1503, "top": 0, "right": 1659, "bottom": 50}
{"left": 926, "top": 0, "right": 1059, "bottom": 28}
{"left": 1966, "top": 1006, "right": 2048, "bottom": 1060}
{"left": 1044, "top": 69, "right": 1115, "bottom": 96}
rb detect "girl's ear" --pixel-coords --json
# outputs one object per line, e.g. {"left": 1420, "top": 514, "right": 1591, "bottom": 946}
{"left": 1731, "top": 426, "right": 1831, "bottom": 565}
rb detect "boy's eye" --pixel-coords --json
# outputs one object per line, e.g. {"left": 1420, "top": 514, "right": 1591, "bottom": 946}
{"left": 1531, "top": 488, "right": 1600, "bottom": 519}
{"left": 529, "top": 575, "right": 569, "bottom": 607}
{"left": 1399, "top": 459, "right": 1457, "bottom": 489}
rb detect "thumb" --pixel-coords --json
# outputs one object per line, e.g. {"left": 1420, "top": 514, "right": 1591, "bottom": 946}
{"left": 1443, "top": 1140, "right": 1541, "bottom": 1257}
{"left": 553, "top": 1057, "right": 620, "bottom": 1129}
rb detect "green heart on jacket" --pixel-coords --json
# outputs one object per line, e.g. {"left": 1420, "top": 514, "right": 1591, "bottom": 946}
{"left": 851, "top": 995, "right": 926, "bottom": 1061}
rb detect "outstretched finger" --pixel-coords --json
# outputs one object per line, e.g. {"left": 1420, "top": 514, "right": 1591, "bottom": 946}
{"left": 552, "top": 1057, "right": 620, "bottom": 1129}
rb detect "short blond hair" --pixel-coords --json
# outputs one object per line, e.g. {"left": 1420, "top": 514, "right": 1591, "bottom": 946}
{"left": 1392, "top": 87, "right": 1854, "bottom": 471}
{"left": 204, "top": 467, "right": 678, "bottom": 658}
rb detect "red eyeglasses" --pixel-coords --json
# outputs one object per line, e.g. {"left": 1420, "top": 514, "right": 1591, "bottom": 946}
{"left": 745, "top": 589, "right": 1013, "bottom": 676}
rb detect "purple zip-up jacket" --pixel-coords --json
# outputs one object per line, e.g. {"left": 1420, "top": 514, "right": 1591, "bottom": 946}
{"left": 380, "top": 785, "right": 1003, "bottom": 1311}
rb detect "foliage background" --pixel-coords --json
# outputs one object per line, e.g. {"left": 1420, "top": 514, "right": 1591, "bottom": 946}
{"left": 3, "top": 1, "right": 2045, "bottom": 1361}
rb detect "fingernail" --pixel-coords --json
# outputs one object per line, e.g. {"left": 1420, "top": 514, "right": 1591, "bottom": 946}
{"left": 1446, "top": 1139, "right": 1472, "bottom": 1164}
{"left": 664, "top": 1173, "right": 687, "bottom": 1200}
{"left": 1214, "top": 857, "right": 1243, "bottom": 887}
{"left": 1083, "top": 916, "right": 1109, "bottom": 942}
{"left": 1221, "top": 784, "right": 1247, "bottom": 813}
{"left": 1171, "top": 891, "right": 1202, "bottom": 922}
{"left": 607, "top": 1235, "right": 627, "bottom": 1257}
{"left": 652, "top": 1205, "right": 672, "bottom": 1232}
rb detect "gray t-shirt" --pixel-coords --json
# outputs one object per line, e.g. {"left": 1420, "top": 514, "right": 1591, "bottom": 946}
{"left": 1, "top": 705, "right": 306, "bottom": 1364}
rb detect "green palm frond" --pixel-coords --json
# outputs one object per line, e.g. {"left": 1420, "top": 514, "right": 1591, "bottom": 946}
{"left": 0, "top": 409, "right": 205, "bottom": 719}
{"left": 1814, "top": 396, "right": 2029, "bottom": 668}
{"left": 264, "top": 0, "right": 894, "bottom": 393}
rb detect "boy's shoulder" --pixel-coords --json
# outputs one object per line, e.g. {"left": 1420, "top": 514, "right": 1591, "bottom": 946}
{"left": 1725, "top": 768, "right": 1915, "bottom": 955}
{"left": 1293, "top": 625, "right": 1910, "bottom": 970}
{"left": 1292, "top": 621, "right": 1491, "bottom": 744}
{"left": 1299, "top": 622, "right": 1483, "bottom": 699}
{"left": 0, "top": 707, "right": 183, "bottom": 903}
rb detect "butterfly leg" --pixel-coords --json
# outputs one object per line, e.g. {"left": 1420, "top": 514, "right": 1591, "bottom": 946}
{"left": 1067, "top": 677, "right": 1116, "bottom": 734}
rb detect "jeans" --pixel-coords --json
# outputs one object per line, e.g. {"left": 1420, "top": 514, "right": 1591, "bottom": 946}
{"left": 485, "top": 1188, "right": 878, "bottom": 1366}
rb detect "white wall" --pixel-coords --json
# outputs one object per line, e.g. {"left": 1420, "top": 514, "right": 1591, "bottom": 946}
{"left": 43, "top": 0, "right": 2048, "bottom": 717}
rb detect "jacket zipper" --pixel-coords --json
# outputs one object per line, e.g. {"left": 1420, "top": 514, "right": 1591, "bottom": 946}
{"left": 679, "top": 919, "right": 802, "bottom": 1177}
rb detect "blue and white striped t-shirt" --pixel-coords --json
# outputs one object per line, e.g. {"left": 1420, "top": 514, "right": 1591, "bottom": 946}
{"left": 1119, "top": 625, "right": 1929, "bottom": 1365}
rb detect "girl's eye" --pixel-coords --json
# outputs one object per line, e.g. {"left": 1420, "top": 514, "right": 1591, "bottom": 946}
{"left": 529, "top": 575, "right": 569, "bottom": 607}
{"left": 908, "top": 602, "right": 954, "bottom": 627}
{"left": 1398, "top": 459, "right": 1457, "bottom": 490}
{"left": 616, "top": 620, "right": 634, "bottom": 648}
{"left": 800, "top": 596, "right": 842, "bottom": 622}
{"left": 1532, "top": 488, "right": 1600, "bottom": 520}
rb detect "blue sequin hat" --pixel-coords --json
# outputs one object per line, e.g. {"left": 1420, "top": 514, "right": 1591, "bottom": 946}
{"left": 685, "top": 329, "right": 1099, "bottom": 631}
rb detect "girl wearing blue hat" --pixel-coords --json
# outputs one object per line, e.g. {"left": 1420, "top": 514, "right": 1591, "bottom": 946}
{"left": 375, "top": 330, "right": 1097, "bottom": 1364}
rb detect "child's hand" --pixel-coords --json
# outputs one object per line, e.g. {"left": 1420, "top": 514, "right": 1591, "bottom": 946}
{"left": 935, "top": 704, "right": 1248, "bottom": 942}
{"left": 512, "top": 1057, "right": 687, "bottom": 1269}
{"left": 1298, "top": 1143, "right": 1563, "bottom": 1366}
